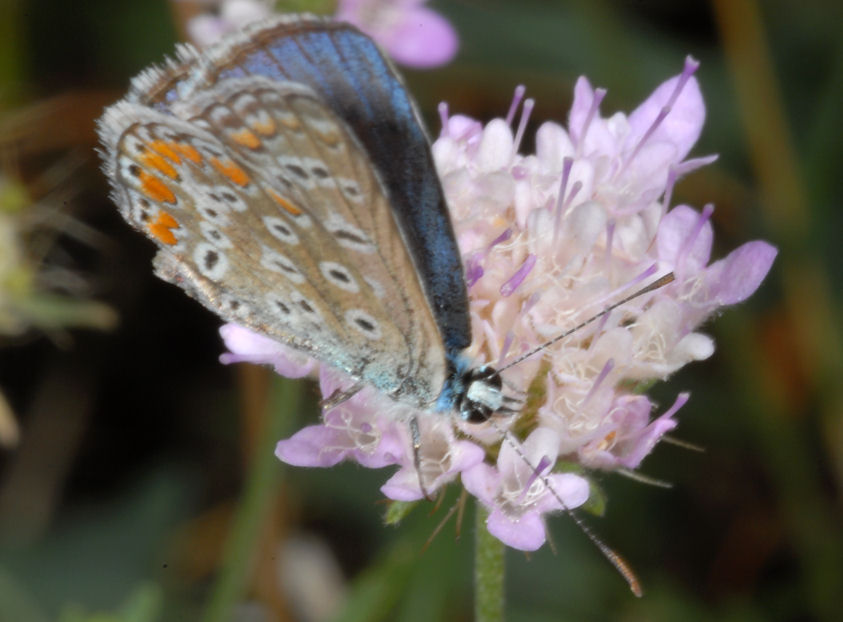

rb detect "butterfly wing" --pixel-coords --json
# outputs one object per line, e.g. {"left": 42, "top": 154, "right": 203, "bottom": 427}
{"left": 98, "top": 75, "right": 447, "bottom": 407}
{"left": 127, "top": 14, "right": 471, "bottom": 354}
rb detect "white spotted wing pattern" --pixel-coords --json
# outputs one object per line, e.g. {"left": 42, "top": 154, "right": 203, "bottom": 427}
{"left": 98, "top": 75, "right": 447, "bottom": 407}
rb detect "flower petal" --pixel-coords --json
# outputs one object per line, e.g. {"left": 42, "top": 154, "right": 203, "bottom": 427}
{"left": 486, "top": 508, "right": 547, "bottom": 551}
{"left": 627, "top": 71, "right": 705, "bottom": 163}
{"left": 658, "top": 204, "right": 713, "bottom": 272}
{"left": 461, "top": 462, "right": 500, "bottom": 506}
{"left": 384, "top": 7, "right": 459, "bottom": 68}
{"left": 707, "top": 240, "right": 778, "bottom": 305}
{"left": 276, "top": 425, "right": 345, "bottom": 467}
{"left": 381, "top": 466, "right": 427, "bottom": 501}
{"left": 535, "top": 473, "right": 590, "bottom": 513}
{"left": 219, "top": 324, "right": 315, "bottom": 378}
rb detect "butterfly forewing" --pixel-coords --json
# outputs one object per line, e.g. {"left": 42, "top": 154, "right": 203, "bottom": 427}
{"left": 98, "top": 75, "right": 447, "bottom": 406}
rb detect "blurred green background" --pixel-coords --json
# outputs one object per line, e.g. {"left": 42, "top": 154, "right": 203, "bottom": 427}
{"left": 0, "top": 1, "right": 840, "bottom": 620}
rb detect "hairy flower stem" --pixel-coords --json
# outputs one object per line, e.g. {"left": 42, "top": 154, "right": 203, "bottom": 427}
{"left": 203, "top": 375, "right": 302, "bottom": 622}
{"left": 475, "top": 504, "right": 505, "bottom": 622}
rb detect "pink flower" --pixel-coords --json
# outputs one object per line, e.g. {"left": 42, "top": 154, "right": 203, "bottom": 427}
{"left": 381, "top": 417, "right": 485, "bottom": 501}
{"left": 578, "top": 393, "right": 688, "bottom": 470}
{"left": 276, "top": 369, "right": 405, "bottom": 469}
{"left": 463, "top": 428, "right": 590, "bottom": 551}
{"left": 335, "top": 0, "right": 458, "bottom": 68}
{"left": 219, "top": 323, "right": 314, "bottom": 378}
{"left": 222, "top": 57, "right": 776, "bottom": 550}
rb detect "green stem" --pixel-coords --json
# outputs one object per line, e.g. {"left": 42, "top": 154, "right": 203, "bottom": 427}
{"left": 202, "top": 377, "right": 301, "bottom": 622}
{"left": 474, "top": 504, "right": 505, "bottom": 622}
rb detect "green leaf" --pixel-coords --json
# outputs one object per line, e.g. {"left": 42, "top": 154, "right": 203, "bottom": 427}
{"left": 384, "top": 500, "right": 418, "bottom": 526}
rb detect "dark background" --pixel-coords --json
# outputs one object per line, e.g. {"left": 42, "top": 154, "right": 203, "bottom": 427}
{"left": 0, "top": 1, "right": 840, "bottom": 620}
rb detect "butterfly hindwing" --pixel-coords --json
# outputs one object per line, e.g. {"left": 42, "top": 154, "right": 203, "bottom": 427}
{"left": 98, "top": 80, "right": 447, "bottom": 405}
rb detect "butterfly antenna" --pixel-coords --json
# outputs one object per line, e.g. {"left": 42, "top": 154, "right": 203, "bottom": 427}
{"left": 498, "top": 272, "right": 675, "bottom": 373}
{"left": 489, "top": 419, "right": 643, "bottom": 597}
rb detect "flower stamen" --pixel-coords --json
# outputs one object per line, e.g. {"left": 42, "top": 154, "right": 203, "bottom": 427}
{"left": 512, "top": 98, "right": 534, "bottom": 158}
{"left": 500, "top": 253, "right": 537, "bottom": 297}
{"left": 505, "top": 84, "right": 527, "bottom": 126}
{"left": 574, "top": 87, "right": 607, "bottom": 154}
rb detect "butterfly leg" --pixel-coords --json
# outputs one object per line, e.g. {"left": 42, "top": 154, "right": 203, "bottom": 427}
{"left": 319, "top": 381, "right": 364, "bottom": 410}
{"left": 409, "top": 415, "right": 434, "bottom": 501}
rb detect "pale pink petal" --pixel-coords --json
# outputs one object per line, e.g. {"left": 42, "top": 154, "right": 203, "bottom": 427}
{"left": 461, "top": 462, "right": 500, "bottom": 506}
{"left": 534, "top": 473, "right": 591, "bottom": 513}
{"left": 451, "top": 440, "right": 487, "bottom": 472}
{"left": 276, "top": 426, "right": 344, "bottom": 467}
{"left": 381, "top": 438, "right": 484, "bottom": 500}
{"left": 220, "top": 0, "right": 270, "bottom": 25}
{"left": 617, "top": 394, "right": 685, "bottom": 468}
{"left": 707, "top": 241, "right": 778, "bottom": 305}
{"left": 381, "top": 467, "right": 426, "bottom": 501}
{"left": 443, "top": 114, "right": 483, "bottom": 141}
{"left": 627, "top": 67, "right": 705, "bottom": 162}
{"left": 336, "top": 0, "right": 458, "bottom": 69}
{"left": 477, "top": 120, "right": 514, "bottom": 172}
{"left": 383, "top": 7, "right": 458, "bottom": 68}
{"left": 219, "top": 324, "right": 315, "bottom": 378}
{"left": 354, "top": 423, "right": 406, "bottom": 468}
{"left": 534, "top": 122, "right": 574, "bottom": 172}
{"left": 187, "top": 16, "right": 228, "bottom": 47}
{"left": 567, "top": 77, "right": 613, "bottom": 154}
{"left": 486, "top": 508, "right": 547, "bottom": 551}
{"left": 657, "top": 204, "right": 713, "bottom": 272}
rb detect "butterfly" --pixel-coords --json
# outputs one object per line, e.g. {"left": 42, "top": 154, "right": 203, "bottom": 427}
{"left": 97, "top": 14, "right": 512, "bottom": 425}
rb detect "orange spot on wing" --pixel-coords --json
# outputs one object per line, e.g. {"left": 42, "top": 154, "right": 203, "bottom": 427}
{"left": 139, "top": 171, "right": 176, "bottom": 204}
{"left": 211, "top": 158, "right": 250, "bottom": 187}
{"left": 230, "top": 129, "right": 262, "bottom": 149}
{"left": 139, "top": 151, "right": 178, "bottom": 179}
{"left": 172, "top": 142, "right": 202, "bottom": 163}
{"left": 317, "top": 130, "right": 341, "bottom": 147}
{"left": 278, "top": 114, "right": 301, "bottom": 131}
{"left": 148, "top": 211, "right": 179, "bottom": 245}
{"left": 267, "top": 188, "right": 302, "bottom": 216}
{"left": 149, "top": 140, "right": 182, "bottom": 163}
{"left": 251, "top": 118, "right": 276, "bottom": 136}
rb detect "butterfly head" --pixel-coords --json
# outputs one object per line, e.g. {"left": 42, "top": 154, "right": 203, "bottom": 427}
{"left": 446, "top": 363, "right": 520, "bottom": 423}
{"left": 457, "top": 365, "right": 503, "bottom": 422}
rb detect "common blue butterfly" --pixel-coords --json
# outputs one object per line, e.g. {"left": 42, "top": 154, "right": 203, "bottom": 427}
{"left": 97, "top": 14, "right": 509, "bottom": 423}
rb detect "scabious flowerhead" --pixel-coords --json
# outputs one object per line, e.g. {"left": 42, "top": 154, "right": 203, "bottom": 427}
{"left": 186, "top": 0, "right": 459, "bottom": 69}
{"left": 222, "top": 57, "right": 776, "bottom": 550}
